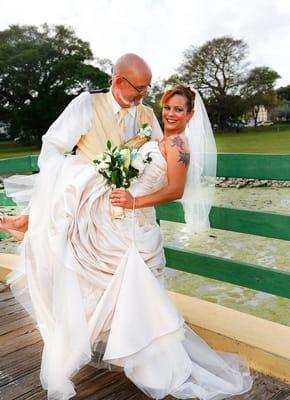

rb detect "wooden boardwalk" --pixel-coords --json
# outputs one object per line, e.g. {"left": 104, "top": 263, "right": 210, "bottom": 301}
{"left": 1, "top": 283, "right": 290, "bottom": 400}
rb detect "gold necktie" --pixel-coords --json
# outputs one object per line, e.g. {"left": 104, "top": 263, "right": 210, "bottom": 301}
{"left": 117, "top": 108, "right": 128, "bottom": 142}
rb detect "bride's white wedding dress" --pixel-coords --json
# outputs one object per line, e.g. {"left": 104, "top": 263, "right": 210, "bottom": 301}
{"left": 6, "top": 140, "right": 252, "bottom": 400}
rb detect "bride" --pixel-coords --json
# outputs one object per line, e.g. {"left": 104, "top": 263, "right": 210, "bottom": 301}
{"left": 1, "top": 84, "right": 252, "bottom": 399}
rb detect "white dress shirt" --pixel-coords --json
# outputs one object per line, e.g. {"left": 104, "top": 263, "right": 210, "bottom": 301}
{"left": 109, "top": 90, "right": 137, "bottom": 140}
{"left": 38, "top": 91, "right": 162, "bottom": 169}
{"left": 109, "top": 90, "right": 162, "bottom": 141}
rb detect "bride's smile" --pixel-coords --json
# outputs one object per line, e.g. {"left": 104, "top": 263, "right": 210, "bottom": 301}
{"left": 162, "top": 94, "right": 194, "bottom": 136}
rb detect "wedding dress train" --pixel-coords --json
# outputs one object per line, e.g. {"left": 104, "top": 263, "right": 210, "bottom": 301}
{"left": 5, "top": 141, "right": 252, "bottom": 399}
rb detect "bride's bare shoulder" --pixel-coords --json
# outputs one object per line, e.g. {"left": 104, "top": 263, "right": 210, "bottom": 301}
{"left": 164, "top": 133, "right": 189, "bottom": 152}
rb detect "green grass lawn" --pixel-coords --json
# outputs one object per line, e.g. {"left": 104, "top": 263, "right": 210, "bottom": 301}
{"left": 0, "top": 141, "right": 40, "bottom": 159}
{"left": 215, "top": 125, "right": 290, "bottom": 153}
{"left": 1, "top": 125, "right": 290, "bottom": 158}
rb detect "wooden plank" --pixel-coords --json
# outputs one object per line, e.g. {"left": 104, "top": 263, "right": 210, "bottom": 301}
{"left": 0, "top": 296, "right": 19, "bottom": 310}
{"left": 21, "top": 392, "right": 47, "bottom": 400}
{"left": 268, "top": 390, "right": 290, "bottom": 400}
{"left": 0, "top": 290, "right": 15, "bottom": 301}
{"left": 155, "top": 202, "right": 290, "bottom": 241}
{"left": 0, "top": 308, "right": 27, "bottom": 325}
{"left": 164, "top": 246, "right": 290, "bottom": 299}
{"left": 0, "top": 341, "right": 42, "bottom": 370}
{"left": 1, "top": 288, "right": 290, "bottom": 399}
{"left": 0, "top": 343, "right": 42, "bottom": 386}
{"left": 0, "top": 283, "right": 7, "bottom": 291}
{"left": 0, "top": 327, "right": 40, "bottom": 357}
{"left": 0, "top": 301, "right": 25, "bottom": 317}
{"left": 1, "top": 320, "right": 37, "bottom": 340}
{"left": 217, "top": 153, "right": 290, "bottom": 180}
{"left": 0, "top": 315, "right": 32, "bottom": 336}
{"left": 0, "top": 368, "right": 43, "bottom": 400}
{"left": 1, "top": 327, "right": 41, "bottom": 357}
{"left": 75, "top": 370, "right": 136, "bottom": 400}
{"left": 170, "top": 291, "right": 290, "bottom": 370}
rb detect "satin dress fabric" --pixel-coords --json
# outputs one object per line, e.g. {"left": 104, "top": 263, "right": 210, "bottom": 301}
{"left": 6, "top": 141, "right": 252, "bottom": 399}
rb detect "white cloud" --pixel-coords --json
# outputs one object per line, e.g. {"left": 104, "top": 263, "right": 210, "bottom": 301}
{"left": 0, "top": 0, "right": 289, "bottom": 85}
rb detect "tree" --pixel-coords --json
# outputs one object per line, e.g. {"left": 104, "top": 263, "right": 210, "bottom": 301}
{"left": 273, "top": 85, "right": 290, "bottom": 123}
{"left": 0, "top": 24, "right": 109, "bottom": 143}
{"left": 179, "top": 36, "right": 248, "bottom": 97}
{"left": 207, "top": 95, "right": 248, "bottom": 132}
{"left": 95, "top": 57, "right": 113, "bottom": 75}
{"left": 178, "top": 36, "right": 248, "bottom": 129}
{"left": 277, "top": 85, "right": 290, "bottom": 101}
{"left": 271, "top": 101, "right": 290, "bottom": 123}
{"left": 241, "top": 66, "right": 280, "bottom": 128}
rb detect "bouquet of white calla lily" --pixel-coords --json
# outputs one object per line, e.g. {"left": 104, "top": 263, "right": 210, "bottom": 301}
{"left": 119, "top": 148, "right": 131, "bottom": 170}
{"left": 93, "top": 140, "right": 152, "bottom": 218}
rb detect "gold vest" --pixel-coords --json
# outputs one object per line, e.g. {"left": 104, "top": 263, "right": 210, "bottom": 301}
{"left": 76, "top": 92, "right": 155, "bottom": 161}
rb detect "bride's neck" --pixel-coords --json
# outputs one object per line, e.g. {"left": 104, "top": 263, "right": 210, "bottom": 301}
{"left": 163, "top": 130, "right": 185, "bottom": 137}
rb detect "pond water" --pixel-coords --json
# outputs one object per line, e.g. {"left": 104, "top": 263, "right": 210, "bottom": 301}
{"left": 1, "top": 187, "right": 290, "bottom": 326}
{"left": 163, "top": 186, "right": 290, "bottom": 327}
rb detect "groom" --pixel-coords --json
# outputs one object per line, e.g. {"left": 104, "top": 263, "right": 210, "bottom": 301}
{"left": 0, "top": 53, "right": 163, "bottom": 234}
{"left": 38, "top": 52, "right": 162, "bottom": 165}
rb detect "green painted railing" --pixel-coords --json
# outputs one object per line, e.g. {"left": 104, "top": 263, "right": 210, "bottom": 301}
{"left": 1, "top": 153, "right": 290, "bottom": 178}
{"left": 1, "top": 153, "right": 290, "bottom": 299}
{"left": 217, "top": 153, "right": 290, "bottom": 180}
{"left": 164, "top": 246, "right": 290, "bottom": 299}
{"left": 0, "top": 155, "right": 39, "bottom": 174}
{"left": 156, "top": 202, "right": 290, "bottom": 241}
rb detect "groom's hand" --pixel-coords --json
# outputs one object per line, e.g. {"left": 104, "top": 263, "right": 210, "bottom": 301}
{"left": 110, "top": 189, "right": 135, "bottom": 209}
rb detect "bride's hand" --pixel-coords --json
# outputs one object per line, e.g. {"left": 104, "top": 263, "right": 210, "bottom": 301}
{"left": 110, "top": 189, "right": 135, "bottom": 209}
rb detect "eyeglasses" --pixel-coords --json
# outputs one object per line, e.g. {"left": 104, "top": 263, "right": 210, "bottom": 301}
{"left": 121, "top": 76, "right": 151, "bottom": 94}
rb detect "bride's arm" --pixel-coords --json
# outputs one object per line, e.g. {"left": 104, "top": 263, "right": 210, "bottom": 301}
{"left": 111, "top": 134, "right": 189, "bottom": 209}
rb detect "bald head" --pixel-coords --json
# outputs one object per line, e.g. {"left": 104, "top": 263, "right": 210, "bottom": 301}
{"left": 111, "top": 53, "right": 152, "bottom": 107}
{"left": 113, "top": 53, "right": 152, "bottom": 77}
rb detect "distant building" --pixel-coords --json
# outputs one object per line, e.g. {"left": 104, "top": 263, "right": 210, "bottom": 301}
{"left": 271, "top": 101, "right": 290, "bottom": 123}
{"left": 256, "top": 105, "right": 268, "bottom": 123}
{"left": 0, "top": 122, "right": 9, "bottom": 139}
{"left": 243, "top": 105, "right": 269, "bottom": 127}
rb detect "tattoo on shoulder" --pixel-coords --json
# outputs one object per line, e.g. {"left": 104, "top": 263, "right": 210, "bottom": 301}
{"left": 178, "top": 151, "right": 190, "bottom": 166}
{"left": 170, "top": 136, "right": 184, "bottom": 150}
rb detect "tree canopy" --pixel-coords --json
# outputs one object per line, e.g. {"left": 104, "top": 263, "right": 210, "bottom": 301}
{"left": 164, "top": 36, "right": 283, "bottom": 130}
{"left": 175, "top": 36, "right": 249, "bottom": 129}
{"left": 0, "top": 24, "right": 109, "bottom": 143}
{"left": 241, "top": 66, "right": 280, "bottom": 127}
{"left": 178, "top": 37, "right": 248, "bottom": 96}
{"left": 0, "top": 27, "right": 285, "bottom": 138}
{"left": 277, "top": 85, "right": 290, "bottom": 101}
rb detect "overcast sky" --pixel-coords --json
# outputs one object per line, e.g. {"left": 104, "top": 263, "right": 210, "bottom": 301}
{"left": 1, "top": 0, "right": 290, "bottom": 86}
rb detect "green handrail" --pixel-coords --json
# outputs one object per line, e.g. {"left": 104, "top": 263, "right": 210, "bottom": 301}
{"left": 164, "top": 246, "right": 290, "bottom": 299}
{"left": 155, "top": 202, "right": 290, "bottom": 241}
{"left": 1, "top": 153, "right": 290, "bottom": 179}
{"left": 1, "top": 154, "right": 290, "bottom": 299}
{"left": 217, "top": 153, "right": 290, "bottom": 180}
